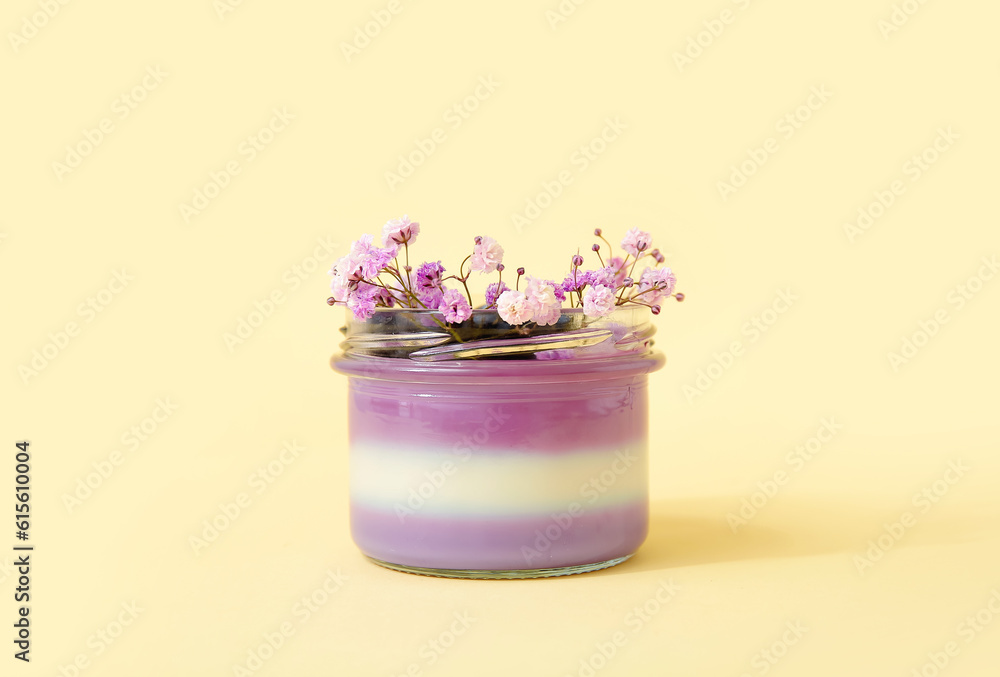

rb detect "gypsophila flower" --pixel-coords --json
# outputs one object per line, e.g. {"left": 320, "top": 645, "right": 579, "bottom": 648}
{"left": 621, "top": 228, "right": 652, "bottom": 257}
{"left": 582, "top": 284, "right": 616, "bottom": 317}
{"left": 638, "top": 266, "right": 677, "bottom": 303}
{"left": 370, "top": 245, "right": 398, "bottom": 278}
{"left": 346, "top": 283, "right": 379, "bottom": 320}
{"left": 382, "top": 215, "right": 420, "bottom": 246}
{"left": 585, "top": 268, "right": 610, "bottom": 288}
{"left": 415, "top": 261, "right": 447, "bottom": 307}
{"left": 349, "top": 234, "right": 398, "bottom": 279}
{"left": 349, "top": 234, "right": 377, "bottom": 269}
{"left": 496, "top": 290, "right": 532, "bottom": 325}
{"left": 438, "top": 288, "right": 472, "bottom": 324}
{"left": 485, "top": 281, "right": 510, "bottom": 308}
{"left": 524, "top": 277, "right": 561, "bottom": 326}
{"left": 561, "top": 272, "right": 586, "bottom": 294}
{"left": 372, "top": 285, "right": 396, "bottom": 308}
{"left": 329, "top": 253, "right": 363, "bottom": 301}
{"left": 471, "top": 236, "right": 504, "bottom": 274}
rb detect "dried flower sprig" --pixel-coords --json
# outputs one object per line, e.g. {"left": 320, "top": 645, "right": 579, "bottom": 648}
{"left": 327, "top": 216, "right": 683, "bottom": 323}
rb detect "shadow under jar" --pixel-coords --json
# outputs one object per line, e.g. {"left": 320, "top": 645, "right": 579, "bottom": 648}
{"left": 331, "top": 306, "right": 664, "bottom": 579}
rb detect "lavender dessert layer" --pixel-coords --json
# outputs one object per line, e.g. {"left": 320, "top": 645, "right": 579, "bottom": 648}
{"left": 341, "top": 356, "right": 661, "bottom": 455}
{"left": 351, "top": 501, "right": 649, "bottom": 570}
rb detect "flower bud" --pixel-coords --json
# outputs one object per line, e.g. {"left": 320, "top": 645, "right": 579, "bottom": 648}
{"left": 651, "top": 304, "right": 661, "bottom": 315}
{"left": 497, "top": 263, "right": 505, "bottom": 272}
{"left": 592, "top": 243, "right": 600, "bottom": 252}
{"left": 516, "top": 267, "right": 525, "bottom": 276}
{"left": 623, "top": 277, "right": 634, "bottom": 287}
{"left": 474, "top": 236, "right": 483, "bottom": 245}
{"left": 674, "top": 293, "right": 685, "bottom": 302}
{"left": 594, "top": 228, "right": 602, "bottom": 236}
{"left": 572, "top": 254, "right": 584, "bottom": 267}
{"left": 326, "top": 297, "right": 336, "bottom": 306}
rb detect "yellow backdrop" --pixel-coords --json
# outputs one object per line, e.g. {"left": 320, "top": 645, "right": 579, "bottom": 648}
{"left": 2, "top": 0, "right": 998, "bottom": 675}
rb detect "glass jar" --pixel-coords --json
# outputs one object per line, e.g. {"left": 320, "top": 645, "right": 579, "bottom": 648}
{"left": 331, "top": 306, "right": 664, "bottom": 578}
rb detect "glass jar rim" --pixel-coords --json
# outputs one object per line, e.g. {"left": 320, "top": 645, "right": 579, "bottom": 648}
{"left": 334, "top": 304, "right": 659, "bottom": 364}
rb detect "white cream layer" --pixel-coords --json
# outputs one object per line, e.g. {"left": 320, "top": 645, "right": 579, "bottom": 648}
{"left": 350, "top": 442, "right": 647, "bottom": 517}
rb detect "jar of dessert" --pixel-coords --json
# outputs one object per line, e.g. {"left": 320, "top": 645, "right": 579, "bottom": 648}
{"left": 331, "top": 305, "right": 664, "bottom": 578}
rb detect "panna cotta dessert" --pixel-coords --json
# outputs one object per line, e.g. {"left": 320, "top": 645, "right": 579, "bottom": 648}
{"left": 333, "top": 321, "right": 663, "bottom": 578}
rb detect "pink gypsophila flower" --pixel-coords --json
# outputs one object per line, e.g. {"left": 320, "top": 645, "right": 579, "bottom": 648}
{"left": 496, "top": 290, "right": 532, "bottom": 325}
{"left": 582, "top": 284, "right": 616, "bottom": 317}
{"left": 471, "top": 236, "right": 504, "bottom": 274}
{"left": 349, "top": 234, "right": 397, "bottom": 279}
{"left": 382, "top": 215, "right": 420, "bottom": 246}
{"left": 523, "top": 276, "right": 562, "bottom": 326}
{"left": 438, "top": 288, "right": 472, "bottom": 324}
{"left": 329, "top": 252, "right": 364, "bottom": 301}
{"left": 620, "top": 228, "right": 652, "bottom": 258}
{"left": 638, "top": 266, "right": 677, "bottom": 303}
{"left": 346, "top": 283, "right": 379, "bottom": 320}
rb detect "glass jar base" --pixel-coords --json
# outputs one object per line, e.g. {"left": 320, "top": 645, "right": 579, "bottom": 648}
{"left": 365, "top": 554, "right": 633, "bottom": 579}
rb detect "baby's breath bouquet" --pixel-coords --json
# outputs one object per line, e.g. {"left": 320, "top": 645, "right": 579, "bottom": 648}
{"left": 328, "top": 216, "right": 683, "bottom": 329}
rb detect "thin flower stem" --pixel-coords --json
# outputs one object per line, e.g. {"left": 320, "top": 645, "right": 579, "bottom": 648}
{"left": 428, "top": 314, "right": 464, "bottom": 342}
{"left": 402, "top": 311, "right": 464, "bottom": 343}
{"left": 372, "top": 279, "right": 405, "bottom": 295}
{"left": 375, "top": 277, "right": 427, "bottom": 309}
{"left": 597, "top": 232, "right": 614, "bottom": 253}
{"left": 382, "top": 268, "right": 422, "bottom": 307}
{"left": 457, "top": 254, "right": 474, "bottom": 305}
{"left": 626, "top": 254, "right": 640, "bottom": 281}
{"left": 594, "top": 247, "right": 605, "bottom": 267}
{"left": 616, "top": 284, "right": 660, "bottom": 306}
{"left": 615, "top": 255, "right": 632, "bottom": 303}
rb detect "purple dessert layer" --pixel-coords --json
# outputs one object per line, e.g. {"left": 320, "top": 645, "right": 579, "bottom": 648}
{"left": 351, "top": 501, "right": 648, "bottom": 571}
{"left": 347, "top": 377, "right": 650, "bottom": 454}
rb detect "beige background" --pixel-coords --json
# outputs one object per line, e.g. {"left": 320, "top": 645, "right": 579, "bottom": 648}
{"left": 3, "top": 0, "right": 999, "bottom": 675}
